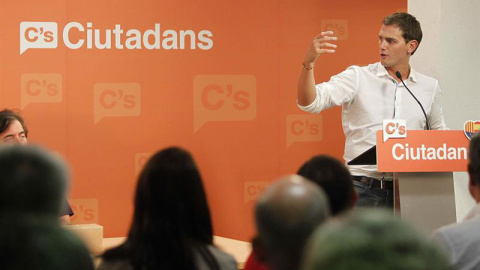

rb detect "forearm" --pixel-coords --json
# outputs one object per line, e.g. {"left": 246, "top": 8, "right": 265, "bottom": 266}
{"left": 297, "top": 31, "right": 336, "bottom": 107}
{"left": 297, "top": 64, "right": 317, "bottom": 106}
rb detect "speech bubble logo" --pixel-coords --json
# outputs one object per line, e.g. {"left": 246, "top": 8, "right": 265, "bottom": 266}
{"left": 194, "top": 75, "right": 256, "bottom": 132}
{"left": 321, "top": 20, "right": 348, "bottom": 40}
{"left": 135, "top": 153, "right": 152, "bottom": 176}
{"left": 383, "top": 119, "right": 407, "bottom": 142}
{"left": 20, "top": 22, "right": 58, "bottom": 55}
{"left": 70, "top": 198, "right": 99, "bottom": 224}
{"left": 286, "top": 115, "right": 323, "bottom": 148}
{"left": 21, "top": 74, "right": 62, "bottom": 109}
{"left": 93, "top": 83, "right": 141, "bottom": 124}
{"left": 244, "top": 181, "right": 269, "bottom": 204}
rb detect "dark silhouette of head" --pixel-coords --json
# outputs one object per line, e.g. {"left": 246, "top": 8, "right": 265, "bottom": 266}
{"left": 0, "top": 145, "right": 93, "bottom": 270}
{"left": 298, "top": 155, "right": 356, "bottom": 216}
{"left": 302, "top": 210, "right": 449, "bottom": 270}
{"left": 254, "top": 175, "right": 330, "bottom": 270}
{"left": 468, "top": 133, "right": 480, "bottom": 201}
{"left": 0, "top": 145, "right": 67, "bottom": 217}
{"left": 102, "top": 147, "right": 219, "bottom": 269}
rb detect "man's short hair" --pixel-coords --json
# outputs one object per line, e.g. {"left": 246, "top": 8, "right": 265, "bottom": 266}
{"left": 0, "top": 145, "right": 68, "bottom": 216}
{"left": 383, "top": 12, "right": 422, "bottom": 55}
{"left": 298, "top": 155, "right": 354, "bottom": 216}
{"left": 469, "top": 133, "right": 480, "bottom": 185}
{"left": 302, "top": 210, "right": 449, "bottom": 270}
{"left": 0, "top": 109, "right": 28, "bottom": 137}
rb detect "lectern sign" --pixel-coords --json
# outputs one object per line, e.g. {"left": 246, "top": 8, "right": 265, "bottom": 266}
{"left": 377, "top": 130, "right": 469, "bottom": 172}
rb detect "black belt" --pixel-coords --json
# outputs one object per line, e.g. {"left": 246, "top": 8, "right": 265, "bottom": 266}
{"left": 353, "top": 176, "right": 393, "bottom": 190}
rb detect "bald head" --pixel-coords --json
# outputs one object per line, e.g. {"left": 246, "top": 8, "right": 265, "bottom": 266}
{"left": 255, "top": 175, "right": 330, "bottom": 270}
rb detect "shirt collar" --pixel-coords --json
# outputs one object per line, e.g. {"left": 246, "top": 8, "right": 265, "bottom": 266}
{"left": 375, "top": 62, "right": 418, "bottom": 83}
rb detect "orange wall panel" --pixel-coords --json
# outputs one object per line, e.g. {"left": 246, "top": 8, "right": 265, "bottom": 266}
{"left": 0, "top": 0, "right": 407, "bottom": 240}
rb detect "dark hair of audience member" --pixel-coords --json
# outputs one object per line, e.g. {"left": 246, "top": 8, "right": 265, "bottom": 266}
{"left": 297, "top": 155, "right": 354, "bottom": 216}
{"left": 302, "top": 210, "right": 450, "bottom": 270}
{"left": 469, "top": 133, "right": 480, "bottom": 185}
{"left": 0, "top": 145, "right": 65, "bottom": 216}
{"left": 0, "top": 109, "right": 28, "bottom": 137}
{"left": 102, "top": 147, "right": 220, "bottom": 270}
{"left": 0, "top": 145, "right": 93, "bottom": 270}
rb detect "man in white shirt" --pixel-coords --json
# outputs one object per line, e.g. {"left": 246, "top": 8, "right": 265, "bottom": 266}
{"left": 433, "top": 133, "right": 480, "bottom": 270}
{"left": 297, "top": 13, "right": 447, "bottom": 208}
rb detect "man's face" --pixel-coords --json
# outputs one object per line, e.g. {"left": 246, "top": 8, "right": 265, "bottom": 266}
{"left": 0, "top": 120, "right": 27, "bottom": 144}
{"left": 378, "top": 24, "right": 416, "bottom": 70}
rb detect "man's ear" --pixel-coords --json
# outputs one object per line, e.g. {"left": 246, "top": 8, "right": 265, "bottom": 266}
{"left": 407, "top": 40, "right": 418, "bottom": 55}
{"left": 252, "top": 236, "right": 268, "bottom": 263}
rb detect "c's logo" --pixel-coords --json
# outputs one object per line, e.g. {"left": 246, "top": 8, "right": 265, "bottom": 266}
{"left": 321, "top": 20, "right": 348, "bottom": 40}
{"left": 383, "top": 119, "right": 407, "bottom": 142}
{"left": 21, "top": 74, "right": 62, "bottom": 108}
{"left": 244, "top": 181, "right": 268, "bottom": 204}
{"left": 286, "top": 115, "right": 323, "bottom": 148}
{"left": 70, "top": 198, "right": 99, "bottom": 224}
{"left": 20, "top": 22, "right": 58, "bottom": 55}
{"left": 93, "top": 83, "right": 141, "bottom": 124}
{"left": 194, "top": 75, "right": 256, "bottom": 132}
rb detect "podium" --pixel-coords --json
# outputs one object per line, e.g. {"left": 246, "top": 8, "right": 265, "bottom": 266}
{"left": 350, "top": 130, "right": 469, "bottom": 233}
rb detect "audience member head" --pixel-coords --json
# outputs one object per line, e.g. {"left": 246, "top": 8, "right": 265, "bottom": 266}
{"left": 103, "top": 147, "right": 218, "bottom": 269}
{"left": 0, "top": 109, "right": 28, "bottom": 144}
{"left": 0, "top": 216, "right": 94, "bottom": 270}
{"left": 0, "top": 145, "right": 68, "bottom": 217}
{"left": 0, "top": 145, "right": 92, "bottom": 270}
{"left": 302, "top": 210, "right": 449, "bottom": 270}
{"left": 254, "top": 175, "right": 330, "bottom": 270}
{"left": 298, "top": 155, "right": 356, "bottom": 216}
{"left": 468, "top": 132, "right": 480, "bottom": 201}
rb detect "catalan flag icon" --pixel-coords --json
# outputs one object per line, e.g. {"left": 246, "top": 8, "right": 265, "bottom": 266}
{"left": 464, "top": 120, "right": 480, "bottom": 140}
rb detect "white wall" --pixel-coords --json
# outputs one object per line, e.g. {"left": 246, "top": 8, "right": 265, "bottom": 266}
{"left": 409, "top": 0, "right": 480, "bottom": 222}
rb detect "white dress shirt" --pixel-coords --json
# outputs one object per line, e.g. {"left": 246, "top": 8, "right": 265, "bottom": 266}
{"left": 298, "top": 62, "right": 447, "bottom": 179}
{"left": 433, "top": 203, "right": 480, "bottom": 270}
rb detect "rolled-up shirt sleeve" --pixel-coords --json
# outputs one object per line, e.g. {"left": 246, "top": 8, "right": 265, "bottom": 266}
{"left": 297, "top": 65, "right": 358, "bottom": 114}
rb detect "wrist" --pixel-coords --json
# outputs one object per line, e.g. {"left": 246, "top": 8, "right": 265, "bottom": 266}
{"left": 302, "top": 62, "right": 314, "bottom": 70}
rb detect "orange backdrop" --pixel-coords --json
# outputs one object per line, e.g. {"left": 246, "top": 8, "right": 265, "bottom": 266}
{"left": 0, "top": 0, "right": 406, "bottom": 240}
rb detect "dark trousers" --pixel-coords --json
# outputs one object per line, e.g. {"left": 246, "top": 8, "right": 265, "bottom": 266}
{"left": 353, "top": 177, "right": 394, "bottom": 208}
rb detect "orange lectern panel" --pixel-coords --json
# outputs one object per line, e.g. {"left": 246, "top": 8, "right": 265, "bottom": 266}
{"left": 377, "top": 130, "right": 469, "bottom": 172}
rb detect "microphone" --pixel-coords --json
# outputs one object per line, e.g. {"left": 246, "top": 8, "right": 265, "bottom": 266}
{"left": 395, "top": 71, "right": 430, "bottom": 130}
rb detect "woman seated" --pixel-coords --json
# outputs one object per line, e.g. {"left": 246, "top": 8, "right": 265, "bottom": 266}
{"left": 98, "top": 147, "right": 237, "bottom": 270}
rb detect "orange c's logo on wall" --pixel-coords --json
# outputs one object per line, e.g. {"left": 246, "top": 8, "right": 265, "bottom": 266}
{"left": 321, "top": 20, "right": 348, "bottom": 40}
{"left": 21, "top": 74, "right": 62, "bottom": 109}
{"left": 286, "top": 115, "right": 323, "bottom": 148}
{"left": 70, "top": 198, "right": 99, "bottom": 224}
{"left": 20, "top": 22, "right": 214, "bottom": 55}
{"left": 244, "top": 181, "right": 268, "bottom": 204}
{"left": 194, "top": 75, "right": 256, "bottom": 132}
{"left": 94, "top": 83, "right": 141, "bottom": 124}
{"left": 20, "top": 22, "right": 58, "bottom": 55}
